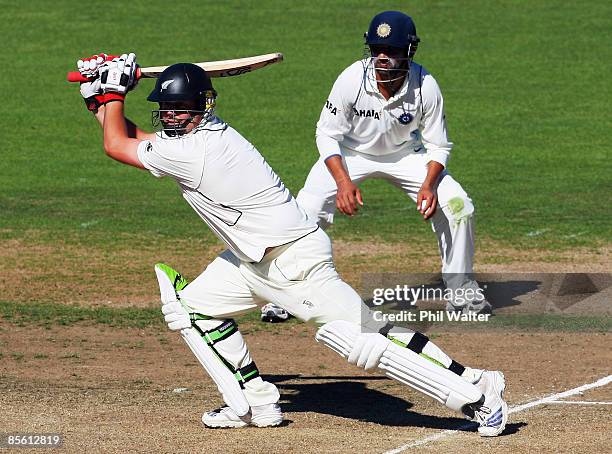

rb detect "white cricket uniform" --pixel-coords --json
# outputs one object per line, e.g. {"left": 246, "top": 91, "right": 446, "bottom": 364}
{"left": 296, "top": 60, "right": 476, "bottom": 290}
{"left": 138, "top": 117, "right": 379, "bottom": 406}
{"left": 137, "top": 116, "right": 369, "bottom": 323}
{"left": 137, "top": 117, "right": 476, "bottom": 410}
{"left": 137, "top": 117, "right": 316, "bottom": 263}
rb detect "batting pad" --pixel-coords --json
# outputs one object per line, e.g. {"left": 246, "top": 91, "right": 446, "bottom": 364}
{"left": 154, "top": 264, "right": 181, "bottom": 306}
{"left": 316, "top": 320, "right": 388, "bottom": 370}
{"left": 315, "top": 321, "right": 356, "bottom": 358}
{"left": 316, "top": 320, "right": 483, "bottom": 412}
{"left": 181, "top": 327, "right": 250, "bottom": 417}
{"left": 380, "top": 342, "right": 483, "bottom": 412}
{"left": 155, "top": 264, "right": 250, "bottom": 417}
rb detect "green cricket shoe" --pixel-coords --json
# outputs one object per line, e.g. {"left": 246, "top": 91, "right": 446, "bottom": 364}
{"left": 154, "top": 263, "right": 189, "bottom": 305}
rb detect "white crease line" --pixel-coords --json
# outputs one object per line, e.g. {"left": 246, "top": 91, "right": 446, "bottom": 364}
{"left": 383, "top": 426, "right": 473, "bottom": 453}
{"left": 541, "top": 400, "right": 612, "bottom": 405}
{"left": 508, "top": 375, "right": 612, "bottom": 413}
{"left": 382, "top": 374, "right": 612, "bottom": 454}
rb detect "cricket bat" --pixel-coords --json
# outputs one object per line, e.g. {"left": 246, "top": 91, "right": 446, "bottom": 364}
{"left": 67, "top": 52, "right": 283, "bottom": 82}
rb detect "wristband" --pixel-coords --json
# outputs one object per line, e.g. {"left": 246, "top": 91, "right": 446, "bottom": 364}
{"left": 84, "top": 94, "right": 105, "bottom": 112}
{"left": 104, "top": 93, "right": 126, "bottom": 104}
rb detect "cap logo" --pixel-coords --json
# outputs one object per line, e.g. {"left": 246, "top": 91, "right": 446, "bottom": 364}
{"left": 161, "top": 79, "right": 175, "bottom": 90}
{"left": 376, "top": 23, "right": 391, "bottom": 38}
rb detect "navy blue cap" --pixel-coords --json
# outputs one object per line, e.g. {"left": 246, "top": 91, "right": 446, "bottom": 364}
{"left": 365, "top": 11, "right": 419, "bottom": 48}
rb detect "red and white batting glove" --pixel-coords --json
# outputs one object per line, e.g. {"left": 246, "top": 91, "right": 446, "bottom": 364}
{"left": 77, "top": 53, "right": 115, "bottom": 112}
{"left": 99, "top": 53, "right": 138, "bottom": 104}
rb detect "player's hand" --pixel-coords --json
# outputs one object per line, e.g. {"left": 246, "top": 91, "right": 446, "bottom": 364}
{"left": 77, "top": 53, "right": 109, "bottom": 111}
{"left": 77, "top": 53, "right": 108, "bottom": 79}
{"left": 417, "top": 185, "right": 437, "bottom": 220}
{"left": 100, "top": 53, "right": 138, "bottom": 101}
{"left": 161, "top": 300, "right": 192, "bottom": 331}
{"left": 336, "top": 179, "right": 363, "bottom": 216}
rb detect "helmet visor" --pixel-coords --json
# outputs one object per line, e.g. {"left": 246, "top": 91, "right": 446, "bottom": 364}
{"left": 152, "top": 109, "right": 205, "bottom": 137}
{"left": 151, "top": 95, "right": 216, "bottom": 137}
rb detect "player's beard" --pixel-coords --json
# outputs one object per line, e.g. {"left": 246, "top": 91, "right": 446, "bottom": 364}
{"left": 373, "top": 56, "right": 410, "bottom": 85}
{"left": 152, "top": 110, "right": 204, "bottom": 137}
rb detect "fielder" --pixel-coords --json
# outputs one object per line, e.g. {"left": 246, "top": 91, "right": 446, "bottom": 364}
{"left": 75, "top": 52, "right": 507, "bottom": 435}
{"left": 291, "top": 11, "right": 490, "bottom": 315}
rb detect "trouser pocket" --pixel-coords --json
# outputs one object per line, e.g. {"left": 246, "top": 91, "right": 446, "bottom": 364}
{"left": 271, "top": 229, "right": 331, "bottom": 282}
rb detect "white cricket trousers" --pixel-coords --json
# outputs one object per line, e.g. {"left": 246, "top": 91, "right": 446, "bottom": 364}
{"left": 177, "top": 228, "right": 372, "bottom": 406}
{"left": 179, "top": 228, "right": 366, "bottom": 324}
{"left": 296, "top": 149, "right": 476, "bottom": 291}
{"left": 177, "top": 227, "right": 464, "bottom": 407}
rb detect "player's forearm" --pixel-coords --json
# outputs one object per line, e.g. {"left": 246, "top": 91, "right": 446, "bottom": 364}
{"left": 101, "top": 101, "right": 146, "bottom": 169}
{"left": 103, "top": 102, "right": 129, "bottom": 154}
{"left": 93, "top": 107, "right": 105, "bottom": 128}
{"left": 324, "top": 155, "right": 352, "bottom": 186}
{"left": 422, "top": 161, "right": 444, "bottom": 188}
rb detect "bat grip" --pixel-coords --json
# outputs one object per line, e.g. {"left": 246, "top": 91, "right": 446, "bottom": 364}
{"left": 66, "top": 67, "right": 142, "bottom": 82}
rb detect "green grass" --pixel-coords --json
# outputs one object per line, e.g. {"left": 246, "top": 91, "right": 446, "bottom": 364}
{"left": 0, "top": 300, "right": 163, "bottom": 329}
{"left": 1, "top": 0, "right": 610, "bottom": 249}
{"left": 0, "top": 300, "right": 300, "bottom": 330}
{"left": 11, "top": 352, "right": 25, "bottom": 361}
{"left": 0, "top": 301, "right": 608, "bottom": 332}
{"left": 437, "top": 314, "right": 612, "bottom": 332}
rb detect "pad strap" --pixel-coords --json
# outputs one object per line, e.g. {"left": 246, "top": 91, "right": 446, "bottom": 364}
{"left": 377, "top": 323, "right": 394, "bottom": 337}
{"left": 448, "top": 360, "right": 466, "bottom": 376}
{"left": 406, "top": 332, "right": 429, "bottom": 353}
{"left": 193, "top": 319, "right": 260, "bottom": 388}
{"left": 388, "top": 332, "right": 466, "bottom": 377}
{"left": 235, "top": 362, "right": 260, "bottom": 384}
{"left": 197, "top": 319, "right": 238, "bottom": 345}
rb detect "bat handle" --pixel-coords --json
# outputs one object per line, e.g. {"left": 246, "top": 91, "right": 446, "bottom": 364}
{"left": 66, "top": 67, "right": 142, "bottom": 82}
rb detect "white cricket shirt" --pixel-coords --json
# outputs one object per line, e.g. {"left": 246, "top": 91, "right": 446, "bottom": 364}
{"left": 316, "top": 59, "right": 453, "bottom": 167}
{"left": 137, "top": 117, "right": 317, "bottom": 262}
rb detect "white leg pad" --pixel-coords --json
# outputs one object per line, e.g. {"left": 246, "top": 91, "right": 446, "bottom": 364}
{"left": 180, "top": 327, "right": 250, "bottom": 417}
{"left": 316, "top": 320, "right": 387, "bottom": 370}
{"left": 315, "top": 321, "right": 357, "bottom": 358}
{"left": 380, "top": 342, "right": 483, "bottom": 412}
{"left": 349, "top": 331, "right": 390, "bottom": 370}
{"left": 316, "top": 320, "right": 389, "bottom": 370}
{"left": 154, "top": 265, "right": 180, "bottom": 305}
{"left": 155, "top": 264, "right": 251, "bottom": 417}
{"left": 316, "top": 320, "right": 483, "bottom": 412}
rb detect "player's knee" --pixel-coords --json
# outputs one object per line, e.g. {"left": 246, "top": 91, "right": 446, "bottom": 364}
{"left": 296, "top": 189, "right": 334, "bottom": 227}
{"left": 445, "top": 196, "right": 474, "bottom": 222}
{"left": 296, "top": 189, "right": 323, "bottom": 219}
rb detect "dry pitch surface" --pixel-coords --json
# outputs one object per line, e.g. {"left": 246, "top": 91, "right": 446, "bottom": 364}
{"left": 1, "top": 238, "right": 610, "bottom": 453}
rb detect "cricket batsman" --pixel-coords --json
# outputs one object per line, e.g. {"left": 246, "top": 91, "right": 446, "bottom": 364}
{"left": 74, "top": 51, "right": 507, "bottom": 435}
{"left": 291, "top": 11, "right": 490, "bottom": 315}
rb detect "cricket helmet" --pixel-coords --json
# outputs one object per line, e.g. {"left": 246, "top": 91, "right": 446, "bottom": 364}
{"left": 147, "top": 63, "right": 216, "bottom": 105}
{"left": 147, "top": 63, "right": 217, "bottom": 136}
{"left": 365, "top": 11, "right": 420, "bottom": 57}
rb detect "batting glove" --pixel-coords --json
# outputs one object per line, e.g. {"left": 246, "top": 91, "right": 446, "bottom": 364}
{"left": 161, "top": 300, "right": 192, "bottom": 331}
{"left": 77, "top": 53, "right": 110, "bottom": 112}
{"left": 100, "top": 53, "right": 138, "bottom": 103}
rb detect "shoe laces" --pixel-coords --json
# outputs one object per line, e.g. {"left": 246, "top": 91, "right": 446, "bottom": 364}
{"left": 209, "top": 407, "right": 233, "bottom": 416}
{"left": 474, "top": 405, "right": 495, "bottom": 424}
{"left": 467, "top": 403, "right": 492, "bottom": 423}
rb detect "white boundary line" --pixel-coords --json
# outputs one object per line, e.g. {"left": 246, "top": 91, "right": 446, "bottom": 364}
{"left": 382, "top": 374, "right": 612, "bottom": 454}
